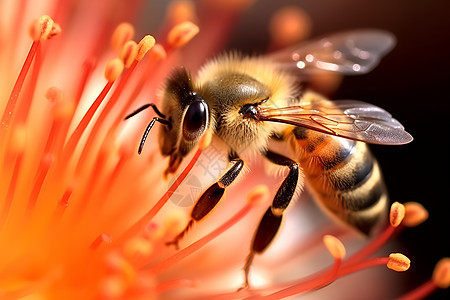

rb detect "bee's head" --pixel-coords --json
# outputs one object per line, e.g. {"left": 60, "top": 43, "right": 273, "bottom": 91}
{"left": 159, "top": 67, "right": 210, "bottom": 174}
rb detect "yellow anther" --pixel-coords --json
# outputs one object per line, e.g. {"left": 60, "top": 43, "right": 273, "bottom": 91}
{"left": 323, "top": 235, "right": 346, "bottom": 260}
{"left": 148, "top": 43, "right": 167, "bottom": 61}
{"left": 45, "top": 87, "right": 64, "bottom": 103}
{"left": 403, "top": 202, "right": 429, "bottom": 227}
{"left": 389, "top": 202, "right": 405, "bottom": 227}
{"left": 120, "top": 40, "right": 138, "bottom": 68}
{"left": 136, "top": 35, "right": 156, "bottom": 61}
{"left": 104, "top": 58, "right": 124, "bottom": 82}
{"left": 167, "top": 0, "right": 198, "bottom": 24}
{"left": 29, "top": 15, "right": 60, "bottom": 41}
{"left": 432, "top": 257, "right": 450, "bottom": 289}
{"left": 247, "top": 185, "right": 270, "bottom": 206}
{"left": 167, "top": 21, "right": 199, "bottom": 48}
{"left": 387, "top": 253, "right": 410, "bottom": 272}
{"left": 270, "top": 6, "right": 311, "bottom": 47}
{"left": 111, "top": 22, "right": 135, "bottom": 52}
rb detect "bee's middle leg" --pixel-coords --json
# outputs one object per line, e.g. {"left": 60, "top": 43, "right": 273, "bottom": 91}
{"left": 166, "top": 153, "right": 244, "bottom": 249}
{"left": 242, "top": 150, "right": 300, "bottom": 288}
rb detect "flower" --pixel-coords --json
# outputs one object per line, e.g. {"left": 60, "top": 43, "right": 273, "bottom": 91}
{"left": 0, "top": 0, "right": 447, "bottom": 299}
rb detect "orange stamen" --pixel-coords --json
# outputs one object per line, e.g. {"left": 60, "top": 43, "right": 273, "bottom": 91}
{"left": 90, "top": 233, "right": 113, "bottom": 250}
{"left": 167, "top": 21, "right": 199, "bottom": 49}
{"left": 120, "top": 40, "right": 138, "bottom": 68}
{"left": 397, "top": 257, "right": 450, "bottom": 300}
{"left": 390, "top": 202, "right": 405, "bottom": 227}
{"left": 136, "top": 35, "right": 156, "bottom": 61}
{"left": 0, "top": 41, "right": 40, "bottom": 136}
{"left": 104, "top": 58, "right": 124, "bottom": 82}
{"left": 433, "top": 257, "right": 450, "bottom": 289}
{"left": 387, "top": 253, "right": 410, "bottom": 272}
{"left": 323, "top": 235, "right": 346, "bottom": 260}
{"left": 111, "top": 22, "right": 135, "bottom": 52}
{"left": 403, "top": 202, "right": 429, "bottom": 227}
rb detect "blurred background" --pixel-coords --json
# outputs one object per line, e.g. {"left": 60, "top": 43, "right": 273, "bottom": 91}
{"left": 140, "top": 0, "right": 450, "bottom": 298}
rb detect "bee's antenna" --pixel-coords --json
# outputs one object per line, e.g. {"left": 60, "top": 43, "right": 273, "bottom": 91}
{"left": 138, "top": 117, "right": 172, "bottom": 154}
{"left": 124, "top": 103, "right": 166, "bottom": 120}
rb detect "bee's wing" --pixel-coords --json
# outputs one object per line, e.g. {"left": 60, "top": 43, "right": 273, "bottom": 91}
{"left": 267, "top": 30, "right": 396, "bottom": 76}
{"left": 259, "top": 100, "right": 413, "bottom": 145}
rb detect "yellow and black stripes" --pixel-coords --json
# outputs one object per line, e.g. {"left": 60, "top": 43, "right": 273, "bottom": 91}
{"left": 290, "top": 126, "right": 388, "bottom": 235}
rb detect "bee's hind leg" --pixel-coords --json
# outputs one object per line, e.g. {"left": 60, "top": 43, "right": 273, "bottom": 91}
{"left": 166, "top": 152, "right": 244, "bottom": 249}
{"left": 241, "top": 150, "right": 300, "bottom": 289}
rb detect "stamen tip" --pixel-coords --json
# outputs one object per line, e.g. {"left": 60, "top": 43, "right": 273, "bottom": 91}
{"left": 246, "top": 185, "right": 270, "bottom": 206}
{"left": 198, "top": 129, "right": 213, "bottom": 150}
{"left": 29, "top": 15, "right": 60, "bottom": 41}
{"left": 104, "top": 58, "right": 124, "bottom": 82}
{"left": 111, "top": 22, "right": 135, "bottom": 52}
{"left": 167, "top": 0, "right": 198, "bottom": 24}
{"left": 323, "top": 235, "right": 346, "bottom": 260}
{"left": 390, "top": 202, "right": 405, "bottom": 227}
{"left": 432, "top": 257, "right": 450, "bottom": 289}
{"left": 120, "top": 40, "right": 138, "bottom": 68}
{"left": 269, "top": 6, "right": 311, "bottom": 47}
{"left": 136, "top": 35, "right": 156, "bottom": 61}
{"left": 167, "top": 21, "right": 199, "bottom": 48}
{"left": 403, "top": 202, "right": 429, "bottom": 227}
{"left": 148, "top": 43, "right": 167, "bottom": 61}
{"left": 387, "top": 253, "right": 410, "bottom": 272}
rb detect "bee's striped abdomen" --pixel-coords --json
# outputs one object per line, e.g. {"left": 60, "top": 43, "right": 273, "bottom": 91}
{"left": 290, "top": 127, "right": 388, "bottom": 235}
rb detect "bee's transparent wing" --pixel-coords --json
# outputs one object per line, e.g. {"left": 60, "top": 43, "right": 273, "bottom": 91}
{"left": 267, "top": 30, "right": 396, "bottom": 75}
{"left": 259, "top": 100, "right": 412, "bottom": 145}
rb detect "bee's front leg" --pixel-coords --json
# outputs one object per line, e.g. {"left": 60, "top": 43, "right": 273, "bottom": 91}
{"left": 242, "top": 150, "right": 300, "bottom": 289}
{"left": 166, "top": 152, "right": 244, "bottom": 249}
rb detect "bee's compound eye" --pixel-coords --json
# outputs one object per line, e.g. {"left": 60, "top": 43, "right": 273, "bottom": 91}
{"left": 183, "top": 100, "right": 209, "bottom": 141}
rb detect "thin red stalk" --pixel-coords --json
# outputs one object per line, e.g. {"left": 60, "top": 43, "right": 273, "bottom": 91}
{"left": 396, "top": 280, "right": 437, "bottom": 300}
{"left": 16, "top": 43, "right": 43, "bottom": 124}
{"left": 261, "top": 259, "right": 342, "bottom": 300}
{"left": 0, "top": 154, "right": 23, "bottom": 229}
{"left": 119, "top": 149, "right": 202, "bottom": 241}
{"left": 75, "top": 61, "right": 138, "bottom": 176}
{"left": 155, "top": 278, "right": 195, "bottom": 294}
{"left": 61, "top": 80, "right": 114, "bottom": 163}
{"left": 344, "top": 225, "right": 396, "bottom": 266}
{"left": 1, "top": 41, "right": 40, "bottom": 138}
{"left": 149, "top": 203, "right": 253, "bottom": 275}
{"left": 338, "top": 257, "right": 389, "bottom": 277}
{"left": 26, "top": 154, "right": 53, "bottom": 213}
{"left": 51, "top": 188, "right": 71, "bottom": 224}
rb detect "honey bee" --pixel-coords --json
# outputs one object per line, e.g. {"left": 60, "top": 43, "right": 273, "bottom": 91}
{"left": 126, "top": 30, "right": 412, "bottom": 287}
